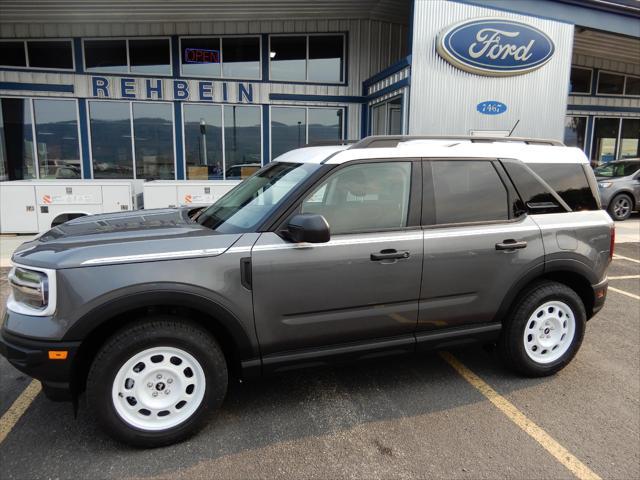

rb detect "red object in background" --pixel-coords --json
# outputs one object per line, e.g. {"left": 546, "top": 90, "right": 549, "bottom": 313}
{"left": 184, "top": 48, "right": 220, "bottom": 64}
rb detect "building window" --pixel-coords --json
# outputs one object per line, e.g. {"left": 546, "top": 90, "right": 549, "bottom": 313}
{"left": 0, "top": 40, "right": 73, "bottom": 70}
{"left": 597, "top": 72, "right": 625, "bottom": 95}
{"left": 564, "top": 116, "right": 587, "bottom": 151}
{"left": 89, "top": 101, "right": 134, "bottom": 179}
{"left": 371, "top": 96, "right": 403, "bottom": 135}
{"left": 0, "top": 98, "right": 36, "bottom": 180}
{"left": 271, "top": 106, "right": 345, "bottom": 160}
{"left": 180, "top": 36, "right": 260, "bottom": 79}
{"left": 591, "top": 117, "right": 640, "bottom": 164}
{"left": 183, "top": 103, "right": 261, "bottom": 180}
{"left": 33, "top": 99, "right": 80, "bottom": 179}
{"left": 132, "top": 103, "right": 174, "bottom": 179}
{"left": 626, "top": 76, "right": 640, "bottom": 96}
{"left": 620, "top": 119, "right": 640, "bottom": 159}
{"left": 269, "top": 34, "right": 345, "bottom": 83}
{"left": 569, "top": 67, "right": 591, "bottom": 94}
{"left": 84, "top": 38, "right": 171, "bottom": 75}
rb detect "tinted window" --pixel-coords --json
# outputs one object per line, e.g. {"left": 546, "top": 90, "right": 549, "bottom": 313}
{"left": 301, "top": 162, "right": 411, "bottom": 234}
{"left": 308, "top": 35, "right": 343, "bottom": 83}
{"left": 27, "top": 41, "right": 73, "bottom": 69}
{"left": 0, "top": 41, "right": 26, "bottom": 67}
{"left": 270, "top": 36, "right": 306, "bottom": 81}
{"left": 528, "top": 163, "right": 598, "bottom": 211}
{"left": 569, "top": 67, "right": 591, "bottom": 94}
{"left": 626, "top": 76, "right": 640, "bottom": 96}
{"left": 129, "top": 39, "right": 171, "bottom": 75}
{"left": 85, "top": 39, "right": 128, "bottom": 73}
{"left": 33, "top": 99, "right": 80, "bottom": 179}
{"left": 224, "top": 105, "right": 261, "bottom": 179}
{"left": 594, "top": 161, "right": 640, "bottom": 178}
{"left": 181, "top": 37, "right": 221, "bottom": 77}
{"left": 503, "top": 161, "right": 563, "bottom": 214}
{"left": 132, "top": 103, "right": 174, "bottom": 179}
{"left": 431, "top": 161, "right": 508, "bottom": 224}
{"left": 89, "top": 101, "right": 133, "bottom": 179}
{"left": 598, "top": 72, "right": 625, "bottom": 95}
{"left": 222, "top": 37, "right": 260, "bottom": 79}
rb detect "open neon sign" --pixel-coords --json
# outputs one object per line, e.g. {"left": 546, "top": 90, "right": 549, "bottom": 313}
{"left": 184, "top": 48, "right": 220, "bottom": 64}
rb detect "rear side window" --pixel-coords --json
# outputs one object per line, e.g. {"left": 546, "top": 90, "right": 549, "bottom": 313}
{"left": 431, "top": 160, "right": 509, "bottom": 224}
{"left": 528, "top": 163, "right": 598, "bottom": 211}
{"left": 502, "top": 161, "right": 563, "bottom": 214}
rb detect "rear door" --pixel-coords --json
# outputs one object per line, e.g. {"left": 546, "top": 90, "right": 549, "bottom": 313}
{"left": 417, "top": 159, "right": 544, "bottom": 335}
{"left": 251, "top": 159, "right": 423, "bottom": 358}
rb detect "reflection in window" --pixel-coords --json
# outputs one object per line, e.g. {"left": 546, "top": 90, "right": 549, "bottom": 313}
{"left": 620, "top": 119, "right": 639, "bottom": 159}
{"left": 33, "top": 99, "right": 80, "bottom": 179}
{"left": 27, "top": 41, "right": 73, "bottom": 69}
{"left": 132, "top": 103, "right": 174, "bottom": 179}
{"left": 308, "top": 35, "right": 343, "bottom": 83}
{"left": 301, "top": 162, "right": 411, "bottom": 234}
{"left": 529, "top": 163, "right": 598, "bottom": 211}
{"left": 129, "top": 39, "right": 171, "bottom": 75}
{"left": 222, "top": 37, "right": 260, "bottom": 79}
{"left": 184, "top": 104, "right": 223, "bottom": 179}
{"left": 308, "top": 108, "right": 343, "bottom": 144}
{"left": 84, "top": 39, "right": 128, "bottom": 73}
{"left": 569, "top": 67, "right": 591, "bottom": 94}
{"left": 432, "top": 161, "right": 507, "bottom": 224}
{"left": 564, "top": 116, "right": 587, "bottom": 151}
{"left": 598, "top": 72, "right": 625, "bottom": 95}
{"left": 0, "top": 41, "right": 26, "bottom": 67}
{"left": 271, "top": 107, "right": 306, "bottom": 159}
{"left": 0, "top": 98, "right": 36, "bottom": 180}
{"left": 592, "top": 118, "right": 620, "bottom": 164}
{"left": 270, "top": 36, "right": 306, "bottom": 81}
{"left": 224, "top": 105, "right": 261, "bottom": 179}
{"left": 180, "top": 38, "right": 221, "bottom": 77}
{"left": 89, "top": 101, "right": 133, "bottom": 178}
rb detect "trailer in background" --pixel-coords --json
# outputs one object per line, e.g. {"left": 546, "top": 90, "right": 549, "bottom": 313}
{"left": 143, "top": 180, "right": 240, "bottom": 209}
{"left": 0, "top": 180, "right": 144, "bottom": 234}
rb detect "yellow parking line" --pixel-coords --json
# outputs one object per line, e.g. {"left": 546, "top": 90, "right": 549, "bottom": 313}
{"left": 439, "top": 352, "right": 601, "bottom": 480}
{"left": 608, "top": 275, "right": 640, "bottom": 280}
{"left": 613, "top": 254, "right": 640, "bottom": 264}
{"left": 0, "top": 380, "right": 41, "bottom": 444}
{"left": 608, "top": 286, "right": 640, "bottom": 301}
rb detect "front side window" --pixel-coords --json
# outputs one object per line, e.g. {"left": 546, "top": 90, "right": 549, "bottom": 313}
{"left": 301, "top": 162, "right": 411, "bottom": 234}
{"left": 33, "top": 99, "right": 80, "bottom": 179}
{"left": 270, "top": 34, "right": 344, "bottom": 83}
{"left": 197, "top": 162, "right": 320, "bottom": 233}
{"left": 0, "top": 98, "right": 36, "bottom": 180}
{"left": 431, "top": 161, "right": 508, "bottom": 224}
{"left": 132, "top": 103, "right": 174, "bottom": 179}
{"left": 89, "top": 101, "right": 133, "bottom": 178}
{"left": 594, "top": 161, "right": 640, "bottom": 178}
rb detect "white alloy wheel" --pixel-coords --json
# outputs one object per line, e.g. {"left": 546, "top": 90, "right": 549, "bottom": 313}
{"left": 111, "top": 346, "right": 206, "bottom": 431}
{"left": 523, "top": 301, "right": 576, "bottom": 364}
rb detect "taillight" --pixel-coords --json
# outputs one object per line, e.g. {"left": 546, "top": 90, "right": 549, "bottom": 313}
{"left": 609, "top": 225, "right": 615, "bottom": 260}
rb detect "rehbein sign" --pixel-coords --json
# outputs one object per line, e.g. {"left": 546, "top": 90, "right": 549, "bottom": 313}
{"left": 437, "top": 18, "right": 555, "bottom": 76}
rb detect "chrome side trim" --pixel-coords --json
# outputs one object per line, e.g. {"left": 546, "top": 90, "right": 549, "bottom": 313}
{"left": 81, "top": 248, "right": 227, "bottom": 266}
{"left": 6, "top": 262, "right": 57, "bottom": 317}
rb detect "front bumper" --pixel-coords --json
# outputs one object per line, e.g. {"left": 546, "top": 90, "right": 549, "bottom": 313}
{"left": 0, "top": 327, "right": 80, "bottom": 401}
{"left": 591, "top": 278, "right": 608, "bottom": 317}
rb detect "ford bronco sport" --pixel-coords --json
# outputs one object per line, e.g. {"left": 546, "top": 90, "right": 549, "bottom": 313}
{"left": 1, "top": 135, "right": 614, "bottom": 447}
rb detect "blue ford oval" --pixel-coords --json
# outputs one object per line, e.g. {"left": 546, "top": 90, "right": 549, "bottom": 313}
{"left": 477, "top": 101, "right": 507, "bottom": 115}
{"left": 437, "top": 18, "right": 555, "bottom": 76}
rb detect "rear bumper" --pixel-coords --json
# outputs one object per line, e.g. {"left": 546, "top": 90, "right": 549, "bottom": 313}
{"left": 0, "top": 327, "right": 80, "bottom": 401}
{"left": 591, "top": 278, "right": 608, "bottom": 317}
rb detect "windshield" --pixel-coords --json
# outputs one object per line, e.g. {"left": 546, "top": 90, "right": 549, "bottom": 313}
{"left": 594, "top": 161, "right": 640, "bottom": 178}
{"left": 196, "top": 162, "right": 320, "bottom": 233}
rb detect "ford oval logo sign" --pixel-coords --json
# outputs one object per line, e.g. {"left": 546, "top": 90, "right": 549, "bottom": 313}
{"left": 477, "top": 101, "right": 507, "bottom": 115}
{"left": 437, "top": 18, "right": 555, "bottom": 76}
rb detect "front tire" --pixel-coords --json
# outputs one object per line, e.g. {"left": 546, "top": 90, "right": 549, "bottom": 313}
{"left": 608, "top": 193, "right": 633, "bottom": 221}
{"left": 499, "top": 281, "right": 586, "bottom": 377}
{"left": 87, "top": 317, "right": 228, "bottom": 447}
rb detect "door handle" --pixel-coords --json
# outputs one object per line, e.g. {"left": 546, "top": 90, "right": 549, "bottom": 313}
{"left": 495, "top": 239, "right": 528, "bottom": 251}
{"left": 370, "top": 249, "right": 410, "bottom": 261}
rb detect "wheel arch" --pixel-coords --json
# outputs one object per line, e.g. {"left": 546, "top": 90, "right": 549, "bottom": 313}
{"left": 610, "top": 190, "right": 636, "bottom": 209}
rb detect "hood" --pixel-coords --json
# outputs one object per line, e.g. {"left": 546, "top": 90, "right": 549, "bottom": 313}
{"left": 12, "top": 208, "right": 243, "bottom": 269}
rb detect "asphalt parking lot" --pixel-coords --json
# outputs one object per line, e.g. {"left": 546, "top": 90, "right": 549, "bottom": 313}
{"left": 0, "top": 244, "right": 638, "bottom": 479}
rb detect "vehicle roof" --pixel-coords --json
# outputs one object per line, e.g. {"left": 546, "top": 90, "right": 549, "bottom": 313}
{"left": 275, "top": 138, "right": 589, "bottom": 165}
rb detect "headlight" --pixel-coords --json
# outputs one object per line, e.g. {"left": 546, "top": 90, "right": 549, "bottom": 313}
{"left": 7, "top": 265, "right": 57, "bottom": 316}
{"left": 599, "top": 182, "right": 612, "bottom": 188}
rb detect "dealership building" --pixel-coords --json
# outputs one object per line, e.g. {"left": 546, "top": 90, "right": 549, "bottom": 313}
{"left": 0, "top": 0, "right": 638, "bottom": 183}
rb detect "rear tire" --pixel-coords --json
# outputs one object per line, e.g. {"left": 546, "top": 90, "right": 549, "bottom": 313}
{"left": 87, "top": 317, "right": 227, "bottom": 448}
{"left": 499, "top": 281, "right": 586, "bottom": 377}
{"left": 608, "top": 193, "right": 633, "bottom": 221}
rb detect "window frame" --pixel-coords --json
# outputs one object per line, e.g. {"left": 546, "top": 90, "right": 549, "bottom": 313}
{"left": 178, "top": 35, "right": 262, "bottom": 80}
{"left": 421, "top": 158, "right": 523, "bottom": 229}
{"left": 596, "top": 69, "right": 640, "bottom": 97}
{"left": 87, "top": 98, "right": 176, "bottom": 180}
{"left": 82, "top": 36, "right": 173, "bottom": 77}
{"left": 269, "top": 105, "right": 347, "bottom": 161}
{"left": 268, "top": 33, "right": 347, "bottom": 85}
{"left": 0, "top": 38, "right": 75, "bottom": 72}
{"left": 568, "top": 66, "right": 592, "bottom": 96}
{"left": 180, "top": 101, "right": 263, "bottom": 180}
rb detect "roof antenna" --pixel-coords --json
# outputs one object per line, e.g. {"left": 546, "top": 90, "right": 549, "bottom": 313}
{"left": 508, "top": 119, "right": 520, "bottom": 137}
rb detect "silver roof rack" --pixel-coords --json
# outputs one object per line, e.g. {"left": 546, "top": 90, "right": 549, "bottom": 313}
{"left": 349, "top": 135, "right": 565, "bottom": 149}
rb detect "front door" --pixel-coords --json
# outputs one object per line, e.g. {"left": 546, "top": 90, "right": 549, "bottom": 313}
{"left": 251, "top": 160, "right": 423, "bottom": 357}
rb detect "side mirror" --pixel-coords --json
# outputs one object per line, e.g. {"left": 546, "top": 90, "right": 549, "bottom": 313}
{"left": 285, "top": 214, "right": 330, "bottom": 243}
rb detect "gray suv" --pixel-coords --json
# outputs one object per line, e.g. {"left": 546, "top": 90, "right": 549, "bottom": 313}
{"left": 0, "top": 136, "right": 614, "bottom": 447}
{"left": 594, "top": 159, "right": 640, "bottom": 221}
